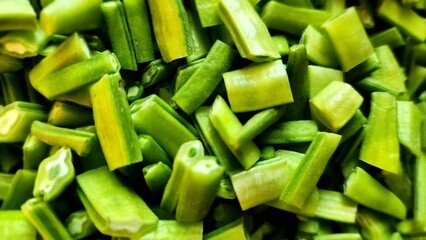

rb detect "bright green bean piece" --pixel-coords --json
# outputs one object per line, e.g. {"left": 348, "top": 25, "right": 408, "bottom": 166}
{"left": 0, "top": 23, "right": 48, "bottom": 59}
{"left": 101, "top": 1, "right": 137, "bottom": 71}
{"left": 307, "top": 65, "right": 344, "bottom": 99}
{"left": 193, "top": 0, "right": 223, "bottom": 27}
{"left": 173, "top": 40, "right": 236, "bottom": 114}
{"left": 271, "top": 35, "right": 289, "bottom": 56}
{"left": 397, "top": 101, "right": 421, "bottom": 156}
{"left": 280, "top": 132, "right": 341, "bottom": 208}
{"left": 64, "top": 210, "right": 97, "bottom": 239}
{"left": 186, "top": 4, "right": 212, "bottom": 62}
{"left": 29, "top": 32, "right": 91, "bottom": 86}
{"left": 32, "top": 51, "right": 120, "bottom": 100}
{"left": 284, "top": 44, "right": 309, "bottom": 121}
{"left": 175, "top": 156, "right": 224, "bottom": 222}
{"left": 194, "top": 106, "right": 242, "bottom": 174}
{"left": 259, "top": 120, "right": 318, "bottom": 145}
{"left": 414, "top": 154, "right": 426, "bottom": 228}
{"left": 123, "top": 0, "right": 155, "bottom": 63}
{"left": 370, "top": 27, "right": 405, "bottom": 49}
{"left": 224, "top": 60, "right": 293, "bottom": 112}
{"left": 0, "top": 0, "right": 37, "bottom": 31}
{"left": 322, "top": 7, "right": 374, "bottom": 72}
{"left": 139, "top": 134, "right": 171, "bottom": 166}
{"left": 209, "top": 95, "right": 261, "bottom": 169}
{"left": 237, "top": 105, "right": 287, "bottom": 143}
{"left": 0, "top": 210, "right": 37, "bottom": 239}
{"left": 21, "top": 198, "right": 73, "bottom": 240}
{"left": 301, "top": 25, "right": 338, "bottom": 68}
{"left": 357, "top": 45, "right": 406, "bottom": 97}
{"left": 359, "top": 92, "right": 402, "bottom": 174}
{"left": 40, "top": 0, "right": 103, "bottom": 35}
{"left": 91, "top": 73, "right": 142, "bottom": 170}
{"left": 161, "top": 140, "right": 205, "bottom": 213}
{"left": 344, "top": 167, "right": 406, "bottom": 219}
{"left": 31, "top": 121, "right": 96, "bottom": 156}
{"left": 1, "top": 169, "right": 36, "bottom": 210}
{"left": 378, "top": 0, "right": 426, "bottom": 42}
{"left": 131, "top": 95, "right": 197, "bottom": 158}
{"left": 33, "top": 146, "right": 75, "bottom": 202}
{"left": 147, "top": 0, "right": 190, "bottom": 62}
{"left": 315, "top": 189, "right": 358, "bottom": 223}
{"left": 47, "top": 101, "right": 93, "bottom": 128}
{"left": 230, "top": 157, "right": 288, "bottom": 210}
{"left": 77, "top": 166, "right": 158, "bottom": 237}
{"left": 260, "top": 1, "right": 331, "bottom": 36}
{"left": 143, "top": 162, "right": 172, "bottom": 194}
{"left": 310, "top": 81, "right": 363, "bottom": 132}
{"left": 218, "top": 0, "right": 280, "bottom": 62}
{"left": 0, "top": 101, "right": 47, "bottom": 143}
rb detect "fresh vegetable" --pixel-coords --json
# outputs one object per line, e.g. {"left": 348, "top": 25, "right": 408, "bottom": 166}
{"left": 1, "top": 0, "right": 426, "bottom": 239}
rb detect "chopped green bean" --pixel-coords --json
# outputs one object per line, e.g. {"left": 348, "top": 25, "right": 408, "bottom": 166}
{"left": 31, "top": 121, "right": 96, "bottom": 156}
{"left": 172, "top": 40, "right": 236, "bottom": 114}
{"left": 223, "top": 60, "right": 293, "bottom": 112}
{"left": 33, "top": 146, "right": 75, "bottom": 201}
{"left": 91, "top": 74, "right": 142, "bottom": 170}
{"left": 344, "top": 167, "right": 406, "bottom": 219}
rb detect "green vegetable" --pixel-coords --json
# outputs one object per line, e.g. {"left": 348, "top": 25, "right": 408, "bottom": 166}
{"left": 223, "top": 60, "right": 293, "bottom": 112}
{"left": 40, "top": 0, "right": 103, "bottom": 35}
{"left": 101, "top": 1, "right": 137, "bottom": 71}
{"left": 143, "top": 162, "right": 172, "bottom": 194}
{"left": 260, "top": 1, "right": 331, "bottom": 36}
{"left": 0, "top": 101, "right": 47, "bottom": 143}
{"left": 147, "top": 0, "right": 190, "bottom": 62}
{"left": 33, "top": 146, "right": 75, "bottom": 201}
{"left": 0, "top": 210, "right": 37, "bottom": 239}
{"left": 359, "top": 92, "right": 402, "bottom": 174}
{"left": 21, "top": 198, "right": 73, "bottom": 240}
{"left": 218, "top": 0, "right": 280, "bottom": 62}
{"left": 310, "top": 81, "right": 364, "bottom": 132}
{"left": 64, "top": 210, "right": 97, "bottom": 239}
{"left": 76, "top": 166, "right": 158, "bottom": 237}
{"left": 322, "top": 7, "right": 374, "bottom": 72}
{"left": 0, "top": 0, "right": 37, "bottom": 31}
{"left": 1, "top": 169, "right": 36, "bottom": 210}
{"left": 123, "top": 0, "right": 155, "bottom": 63}
{"left": 31, "top": 121, "right": 96, "bottom": 156}
{"left": 91, "top": 73, "right": 142, "bottom": 170}
{"left": 280, "top": 132, "right": 341, "bottom": 208}
{"left": 31, "top": 50, "right": 120, "bottom": 100}
{"left": 209, "top": 95, "right": 260, "bottom": 169}
{"left": 172, "top": 40, "right": 236, "bottom": 114}
{"left": 344, "top": 167, "right": 406, "bottom": 220}
{"left": 131, "top": 94, "right": 197, "bottom": 158}
{"left": 230, "top": 156, "right": 288, "bottom": 210}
